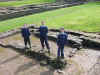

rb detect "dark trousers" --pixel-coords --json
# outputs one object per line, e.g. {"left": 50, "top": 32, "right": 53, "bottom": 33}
{"left": 40, "top": 36, "right": 50, "bottom": 50}
{"left": 57, "top": 45, "right": 64, "bottom": 58}
{"left": 24, "top": 37, "right": 31, "bottom": 48}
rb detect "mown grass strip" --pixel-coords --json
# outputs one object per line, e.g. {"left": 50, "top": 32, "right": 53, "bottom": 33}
{"left": 0, "top": 2, "right": 100, "bottom": 32}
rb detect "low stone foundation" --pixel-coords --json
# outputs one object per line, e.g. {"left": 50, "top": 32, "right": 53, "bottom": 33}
{"left": 0, "top": 2, "right": 85, "bottom": 21}
{"left": 0, "top": 26, "right": 100, "bottom": 51}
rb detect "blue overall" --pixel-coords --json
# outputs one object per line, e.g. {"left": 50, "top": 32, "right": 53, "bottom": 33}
{"left": 21, "top": 28, "right": 31, "bottom": 48}
{"left": 57, "top": 32, "right": 68, "bottom": 58}
{"left": 39, "top": 25, "right": 50, "bottom": 50}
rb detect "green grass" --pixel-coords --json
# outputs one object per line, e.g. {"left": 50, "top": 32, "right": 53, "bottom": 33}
{"left": 0, "top": 2, "right": 100, "bottom": 32}
{"left": 0, "top": 0, "right": 56, "bottom": 7}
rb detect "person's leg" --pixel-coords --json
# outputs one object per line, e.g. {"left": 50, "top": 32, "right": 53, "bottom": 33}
{"left": 44, "top": 37, "right": 50, "bottom": 50}
{"left": 57, "top": 46, "right": 61, "bottom": 59}
{"left": 27, "top": 37, "right": 31, "bottom": 48}
{"left": 61, "top": 46, "right": 64, "bottom": 59}
{"left": 40, "top": 37, "right": 45, "bottom": 50}
{"left": 24, "top": 38, "right": 27, "bottom": 48}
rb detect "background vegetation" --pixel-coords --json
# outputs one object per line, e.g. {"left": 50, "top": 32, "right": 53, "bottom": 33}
{"left": 0, "top": 0, "right": 56, "bottom": 7}
{"left": 0, "top": 2, "right": 100, "bottom": 32}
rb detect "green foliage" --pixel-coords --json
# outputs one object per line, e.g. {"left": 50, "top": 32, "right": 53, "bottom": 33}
{"left": 0, "top": 2, "right": 100, "bottom": 32}
{"left": 0, "top": 0, "right": 56, "bottom": 7}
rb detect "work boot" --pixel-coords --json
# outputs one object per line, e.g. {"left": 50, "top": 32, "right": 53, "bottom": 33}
{"left": 48, "top": 50, "right": 50, "bottom": 55}
{"left": 24, "top": 46, "right": 26, "bottom": 49}
{"left": 39, "top": 48, "right": 45, "bottom": 53}
{"left": 61, "top": 56, "right": 64, "bottom": 59}
{"left": 57, "top": 56, "right": 60, "bottom": 60}
{"left": 29, "top": 45, "right": 32, "bottom": 49}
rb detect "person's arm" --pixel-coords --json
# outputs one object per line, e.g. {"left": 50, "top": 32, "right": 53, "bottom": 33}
{"left": 46, "top": 27, "right": 48, "bottom": 33}
{"left": 65, "top": 34, "right": 68, "bottom": 44}
{"left": 45, "top": 26, "right": 48, "bottom": 33}
{"left": 27, "top": 28, "right": 31, "bottom": 36}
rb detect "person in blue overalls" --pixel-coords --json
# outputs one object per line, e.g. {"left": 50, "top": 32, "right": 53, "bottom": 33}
{"left": 39, "top": 21, "right": 50, "bottom": 53}
{"left": 57, "top": 27, "right": 68, "bottom": 59}
{"left": 21, "top": 24, "right": 31, "bottom": 49}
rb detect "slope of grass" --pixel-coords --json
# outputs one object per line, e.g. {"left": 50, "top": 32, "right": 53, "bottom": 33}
{"left": 0, "top": 0, "right": 56, "bottom": 7}
{"left": 0, "top": 2, "right": 100, "bottom": 32}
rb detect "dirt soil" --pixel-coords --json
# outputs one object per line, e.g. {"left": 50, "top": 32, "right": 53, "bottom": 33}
{"left": 0, "top": 33, "right": 100, "bottom": 75}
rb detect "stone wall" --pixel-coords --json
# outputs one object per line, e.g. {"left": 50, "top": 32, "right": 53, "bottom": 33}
{"left": 88, "top": 0, "right": 100, "bottom": 1}
{"left": 0, "top": 25, "right": 100, "bottom": 50}
{"left": 0, "top": 2, "right": 85, "bottom": 21}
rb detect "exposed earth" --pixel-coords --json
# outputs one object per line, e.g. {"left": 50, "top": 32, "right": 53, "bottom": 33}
{"left": 0, "top": 32, "right": 100, "bottom": 75}
{"left": 0, "top": 0, "right": 100, "bottom": 75}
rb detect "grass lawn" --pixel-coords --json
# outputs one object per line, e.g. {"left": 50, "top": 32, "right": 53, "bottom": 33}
{"left": 0, "top": 0, "right": 56, "bottom": 7}
{"left": 0, "top": 2, "right": 100, "bottom": 32}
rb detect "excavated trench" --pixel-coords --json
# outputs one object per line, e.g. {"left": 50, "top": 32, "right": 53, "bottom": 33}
{"left": 0, "top": 26, "right": 100, "bottom": 75}
{"left": 0, "top": 30, "right": 80, "bottom": 75}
